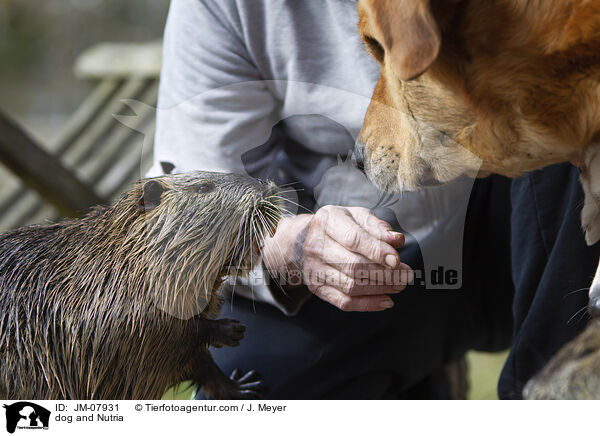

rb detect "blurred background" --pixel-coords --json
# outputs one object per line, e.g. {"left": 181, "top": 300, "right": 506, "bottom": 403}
{"left": 0, "top": 0, "right": 507, "bottom": 400}
{"left": 0, "top": 0, "right": 167, "bottom": 232}
{"left": 0, "top": 0, "right": 168, "bottom": 140}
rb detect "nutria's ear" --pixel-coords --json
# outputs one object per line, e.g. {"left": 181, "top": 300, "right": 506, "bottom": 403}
{"left": 373, "top": 0, "right": 441, "bottom": 80}
{"left": 139, "top": 180, "right": 164, "bottom": 211}
{"left": 160, "top": 161, "right": 175, "bottom": 174}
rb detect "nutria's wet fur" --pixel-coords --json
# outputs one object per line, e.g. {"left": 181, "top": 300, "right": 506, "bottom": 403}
{"left": 0, "top": 171, "right": 282, "bottom": 400}
{"left": 524, "top": 320, "right": 600, "bottom": 399}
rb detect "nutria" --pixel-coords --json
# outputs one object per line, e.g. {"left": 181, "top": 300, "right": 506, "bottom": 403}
{"left": 523, "top": 320, "right": 600, "bottom": 399}
{"left": 0, "top": 171, "right": 282, "bottom": 400}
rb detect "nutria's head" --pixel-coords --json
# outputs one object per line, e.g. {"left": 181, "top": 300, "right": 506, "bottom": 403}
{"left": 523, "top": 320, "right": 600, "bottom": 399}
{"left": 105, "top": 171, "right": 282, "bottom": 319}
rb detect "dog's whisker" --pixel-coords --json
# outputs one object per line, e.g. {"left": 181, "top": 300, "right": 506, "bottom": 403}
{"left": 563, "top": 287, "right": 591, "bottom": 299}
{"left": 567, "top": 305, "right": 589, "bottom": 325}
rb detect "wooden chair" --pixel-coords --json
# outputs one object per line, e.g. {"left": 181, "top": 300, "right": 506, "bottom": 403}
{"left": 0, "top": 41, "right": 160, "bottom": 232}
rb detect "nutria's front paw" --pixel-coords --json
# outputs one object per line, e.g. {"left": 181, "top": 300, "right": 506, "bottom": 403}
{"left": 225, "top": 369, "right": 268, "bottom": 399}
{"left": 210, "top": 319, "right": 246, "bottom": 348}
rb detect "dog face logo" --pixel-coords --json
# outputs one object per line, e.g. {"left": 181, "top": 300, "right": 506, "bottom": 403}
{"left": 3, "top": 402, "right": 50, "bottom": 434}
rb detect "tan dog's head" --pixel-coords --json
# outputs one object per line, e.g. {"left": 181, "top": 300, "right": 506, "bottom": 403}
{"left": 356, "top": 0, "right": 600, "bottom": 192}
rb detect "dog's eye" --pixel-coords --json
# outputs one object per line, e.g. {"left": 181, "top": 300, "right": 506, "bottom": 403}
{"left": 363, "top": 36, "right": 385, "bottom": 63}
{"left": 196, "top": 182, "right": 215, "bottom": 194}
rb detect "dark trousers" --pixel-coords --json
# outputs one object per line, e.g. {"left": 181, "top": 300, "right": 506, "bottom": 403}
{"left": 499, "top": 163, "right": 600, "bottom": 399}
{"left": 197, "top": 175, "right": 514, "bottom": 399}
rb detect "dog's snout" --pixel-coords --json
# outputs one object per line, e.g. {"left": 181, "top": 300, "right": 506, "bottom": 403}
{"left": 588, "top": 296, "right": 600, "bottom": 318}
{"left": 416, "top": 165, "right": 443, "bottom": 188}
{"left": 352, "top": 143, "right": 366, "bottom": 173}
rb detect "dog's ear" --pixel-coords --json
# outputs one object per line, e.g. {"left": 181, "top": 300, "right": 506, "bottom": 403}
{"left": 373, "top": 0, "right": 440, "bottom": 80}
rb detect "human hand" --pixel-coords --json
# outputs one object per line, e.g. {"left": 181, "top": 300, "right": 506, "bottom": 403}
{"left": 263, "top": 206, "right": 413, "bottom": 312}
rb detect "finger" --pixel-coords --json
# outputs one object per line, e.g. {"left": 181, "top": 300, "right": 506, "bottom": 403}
{"left": 386, "top": 231, "right": 406, "bottom": 248}
{"left": 314, "top": 236, "right": 413, "bottom": 283}
{"left": 304, "top": 262, "right": 408, "bottom": 296}
{"left": 312, "top": 285, "right": 395, "bottom": 312}
{"left": 346, "top": 207, "right": 406, "bottom": 248}
{"left": 320, "top": 208, "right": 400, "bottom": 268}
{"left": 347, "top": 207, "right": 391, "bottom": 236}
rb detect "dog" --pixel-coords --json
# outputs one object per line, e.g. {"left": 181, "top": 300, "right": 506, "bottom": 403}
{"left": 353, "top": 0, "right": 600, "bottom": 398}
{"left": 354, "top": 0, "right": 600, "bottom": 306}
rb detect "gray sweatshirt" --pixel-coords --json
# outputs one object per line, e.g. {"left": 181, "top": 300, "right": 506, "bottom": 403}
{"left": 151, "top": 0, "right": 475, "bottom": 315}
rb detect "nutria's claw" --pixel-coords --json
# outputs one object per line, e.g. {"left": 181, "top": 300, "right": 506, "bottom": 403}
{"left": 210, "top": 319, "right": 246, "bottom": 348}
{"left": 232, "top": 369, "right": 259, "bottom": 383}
{"left": 228, "top": 368, "right": 269, "bottom": 399}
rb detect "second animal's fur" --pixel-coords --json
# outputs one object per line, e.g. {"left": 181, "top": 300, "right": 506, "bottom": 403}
{"left": 523, "top": 320, "right": 600, "bottom": 399}
{"left": 0, "top": 171, "right": 281, "bottom": 400}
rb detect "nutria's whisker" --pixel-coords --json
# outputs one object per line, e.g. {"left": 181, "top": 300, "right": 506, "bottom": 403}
{"left": 225, "top": 212, "right": 249, "bottom": 310}
{"left": 229, "top": 209, "right": 251, "bottom": 312}
{"left": 258, "top": 203, "right": 284, "bottom": 270}
{"left": 250, "top": 204, "right": 259, "bottom": 312}
{"left": 267, "top": 194, "right": 312, "bottom": 214}
{"left": 273, "top": 182, "right": 299, "bottom": 189}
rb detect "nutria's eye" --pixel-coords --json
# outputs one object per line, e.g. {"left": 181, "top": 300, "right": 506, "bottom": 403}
{"left": 196, "top": 182, "right": 215, "bottom": 194}
{"left": 363, "top": 35, "right": 385, "bottom": 63}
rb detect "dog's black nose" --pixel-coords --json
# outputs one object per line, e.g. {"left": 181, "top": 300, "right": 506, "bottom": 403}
{"left": 588, "top": 296, "right": 600, "bottom": 318}
{"left": 352, "top": 143, "right": 366, "bottom": 173}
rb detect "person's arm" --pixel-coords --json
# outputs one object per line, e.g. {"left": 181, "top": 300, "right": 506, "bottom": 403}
{"left": 151, "top": 0, "right": 279, "bottom": 176}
